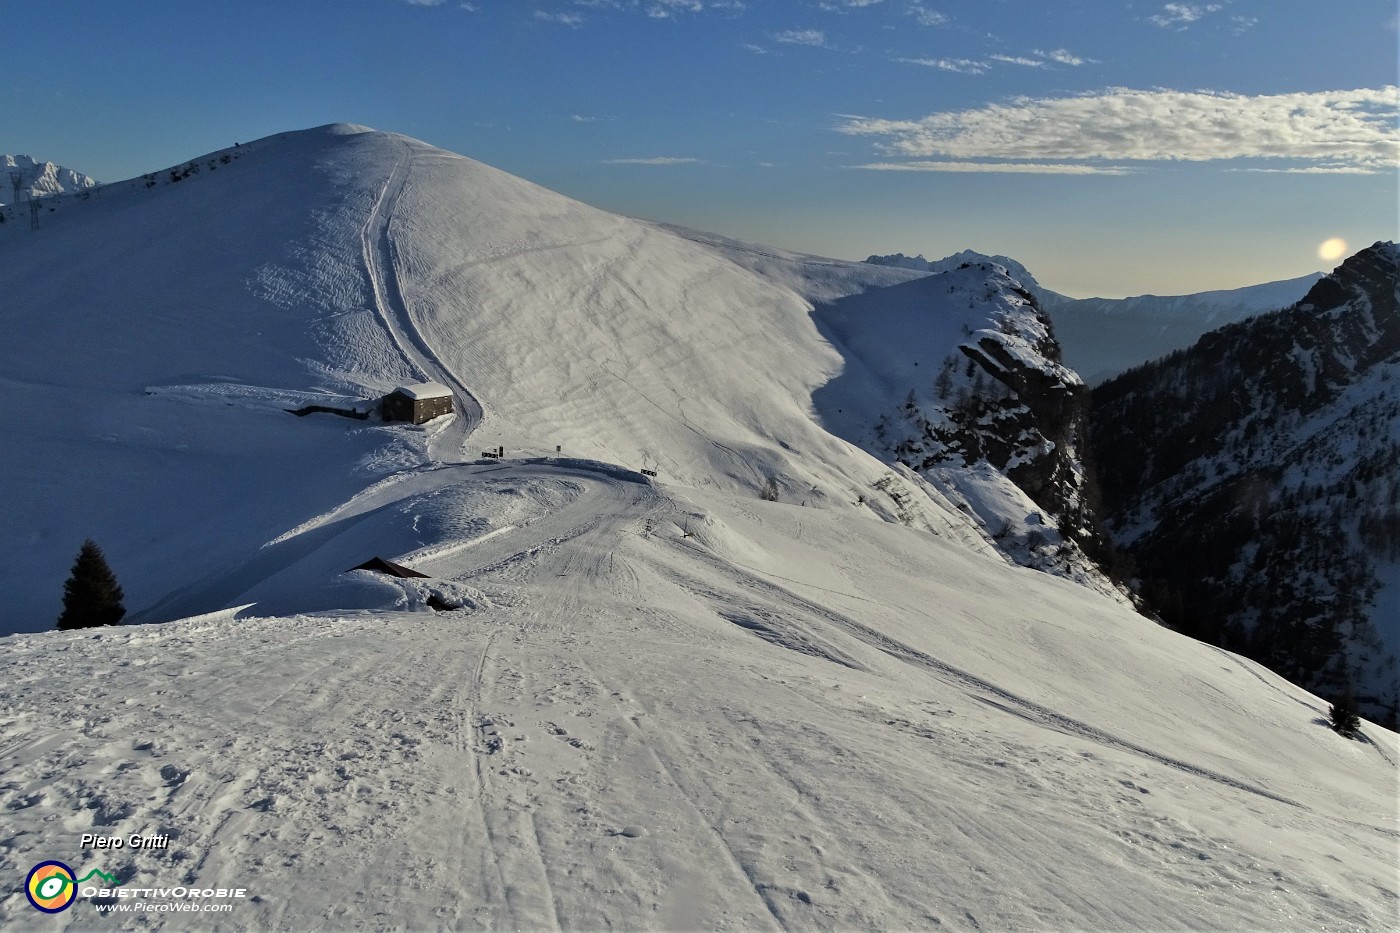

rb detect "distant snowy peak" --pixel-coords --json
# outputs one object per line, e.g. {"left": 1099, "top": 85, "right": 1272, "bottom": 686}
{"left": 1, "top": 154, "right": 99, "bottom": 203}
{"left": 865, "top": 250, "right": 1065, "bottom": 305}
{"left": 1073, "top": 273, "right": 1325, "bottom": 318}
{"left": 1049, "top": 271, "right": 1325, "bottom": 384}
{"left": 816, "top": 261, "right": 1122, "bottom": 600}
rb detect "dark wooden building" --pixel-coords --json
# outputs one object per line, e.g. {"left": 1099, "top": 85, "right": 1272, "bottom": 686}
{"left": 348, "top": 556, "right": 427, "bottom": 578}
{"left": 381, "top": 381, "right": 454, "bottom": 424}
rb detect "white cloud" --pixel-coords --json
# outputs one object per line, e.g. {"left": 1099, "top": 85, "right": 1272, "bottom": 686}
{"left": 741, "top": 42, "right": 768, "bottom": 54}
{"left": 907, "top": 3, "right": 946, "bottom": 27}
{"left": 1149, "top": 3, "right": 1222, "bottom": 29}
{"left": 989, "top": 54, "right": 1046, "bottom": 68}
{"left": 836, "top": 87, "right": 1400, "bottom": 173}
{"left": 459, "top": 2, "right": 478, "bottom": 10}
{"left": 646, "top": 0, "right": 703, "bottom": 17}
{"left": 535, "top": 10, "right": 584, "bottom": 24}
{"left": 1228, "top": 166, "right": 1381, "bottom": 176}
{"left": 772, "top": 29, "right": 827, "bottom": 47}
{"left": 571, "top": 114, "right": 598, "bottom": 122}
{"left": 894, "top": 56, "right": 986, "bottom": 74}
{"left": 404, "top": 0, "right": 446, "bottom": 6}
{"left": 602, "top": 156, "right": 706, "bottom": 165}
{"left": 892, "top": 48, "right": 1091, "bottom": 75}
{"left": 1037, "top": 48, "right": 1090, "bottom": 66}
{"left": 852, "top": 161, "right": 1133, "bottom": 175}
{"left": 818, "top": 0, "right": 883, "bottom": 10}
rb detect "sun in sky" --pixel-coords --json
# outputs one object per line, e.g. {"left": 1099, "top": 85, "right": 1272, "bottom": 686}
{"left": 1318, "top": 238, "right": 1349, "bottom": 262}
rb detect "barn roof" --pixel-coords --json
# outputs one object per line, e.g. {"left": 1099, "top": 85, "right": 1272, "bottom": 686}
{"left": 392, "top": 381, "right": 452, "bottom": 400}
{"left": 348, "top": 556, "right": 429, "bottom": 578}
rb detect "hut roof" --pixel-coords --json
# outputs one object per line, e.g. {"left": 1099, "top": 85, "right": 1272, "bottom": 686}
{"left": 349, "top": 556, "right": 429, "bottom": 578}
{"left": 392, "top": 381, "right": 452, "bottom": 400}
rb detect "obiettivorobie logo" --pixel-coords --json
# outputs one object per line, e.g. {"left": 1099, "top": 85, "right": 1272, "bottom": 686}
{"left": 24, "top": 860, "right": 248, "bottom": 914}
{"left": 25, "top": 861, "right": 118, "bottom": 913}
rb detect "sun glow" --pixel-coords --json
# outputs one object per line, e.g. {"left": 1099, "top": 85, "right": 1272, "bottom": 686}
{"left": 1318, "top": 238, "right": 1348, "bottom": 262}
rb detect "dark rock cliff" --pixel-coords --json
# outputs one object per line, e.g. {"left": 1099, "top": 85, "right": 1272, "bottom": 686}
{"left": 1090, "top": 242, "right": 1400, "bottom": 724}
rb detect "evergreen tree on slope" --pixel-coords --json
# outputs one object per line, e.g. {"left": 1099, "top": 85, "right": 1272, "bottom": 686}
{"left": 57, "top": 539, "right": 126, "bottom": 630}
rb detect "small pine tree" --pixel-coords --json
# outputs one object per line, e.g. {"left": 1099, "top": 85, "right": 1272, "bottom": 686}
{"left": 760, "top": 476, "right": 781, "bottom": 502}
{"left": 1328, "top": 685, "right": 1361, "bottom": 739}
{"left": 57, "top": 539, "right": 126, "bottom": 630}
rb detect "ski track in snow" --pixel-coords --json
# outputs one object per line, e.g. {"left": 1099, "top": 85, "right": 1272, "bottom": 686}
{"left": 363, "top": 141, "right": 482, "bottom": 461}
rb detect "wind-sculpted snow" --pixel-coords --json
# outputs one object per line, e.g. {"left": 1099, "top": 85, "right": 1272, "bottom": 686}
{"left": 0, "top": 468, "right": 1395, "bottom": 930}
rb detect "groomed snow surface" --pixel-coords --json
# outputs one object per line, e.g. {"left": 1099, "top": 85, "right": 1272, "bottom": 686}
{"left": 1, "top": 125, "right": 1395, "bottom": 930}
{"left": 2, "top": 464, "right": 1397, "bottom": 930}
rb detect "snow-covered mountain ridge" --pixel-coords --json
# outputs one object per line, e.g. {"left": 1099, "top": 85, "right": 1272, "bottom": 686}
{"left": 0, "top": 154, "right": 99, "bottom": 204}
{"left": 0, "top": 125, "right": 1394, "bottom": 929}
{"left": 815, "top": 261, "right": 1120, "bottom": 597}
{"left": 0, "top": 123, "right": 1117, "bottom": 630}
{"left": 865, "top": 250, "right": 1323, "bottom": 382}
{"left": 1092, "top": 242, "right": 1400, "bottom": 724}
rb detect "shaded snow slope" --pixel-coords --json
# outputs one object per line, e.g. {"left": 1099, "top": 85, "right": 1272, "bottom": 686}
{"left": 812, "top": 262, "right": 1121, "bottom": 599}
{"left": 866, "top": 249, "right": 1067, "bottom": 307}
{"left": 1, "top": 465, "right": 1394, "bottom": 930}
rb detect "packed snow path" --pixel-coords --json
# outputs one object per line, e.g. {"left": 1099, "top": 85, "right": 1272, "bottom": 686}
{"left": 2, "top": 467, "right": 1395, "bottom": 931}
{"left": 362, "top": 139, "right": 483, "bottom": 460}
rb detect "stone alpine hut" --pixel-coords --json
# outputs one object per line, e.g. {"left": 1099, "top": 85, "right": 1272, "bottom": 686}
{"left": 381, "top": 381, "right": 454, "bottom": 425}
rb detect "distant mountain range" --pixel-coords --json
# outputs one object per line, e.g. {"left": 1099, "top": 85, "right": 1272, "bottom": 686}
{"left": 865, "top": 251, "right": 1323, "bottom": 383}
{"left": 1, "top": 154, "right": 99, "bottom": 204}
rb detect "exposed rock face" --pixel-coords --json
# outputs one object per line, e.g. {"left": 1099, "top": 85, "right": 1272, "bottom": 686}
{"left": 1090, "top": 242, "right": 1400, "bottom": 724}
{"left": 840, "top": 262, "right": 1117, "bottom": 591}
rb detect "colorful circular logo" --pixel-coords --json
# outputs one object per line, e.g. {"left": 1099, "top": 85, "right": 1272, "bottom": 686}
{"left": 26, "top": 861, "right": 77, "bottom": 913}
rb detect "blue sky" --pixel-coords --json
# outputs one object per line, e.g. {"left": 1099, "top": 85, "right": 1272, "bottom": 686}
{"left": 6, "top": 0, "right": 1396, "bottom": 296}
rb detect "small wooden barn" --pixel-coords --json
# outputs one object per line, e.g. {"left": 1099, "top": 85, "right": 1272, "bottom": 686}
{"left": 381, "top": 381, "right": 453, "bottom": 424}
{"left": 348, "top": 556, "right": 427, "bottom": 578}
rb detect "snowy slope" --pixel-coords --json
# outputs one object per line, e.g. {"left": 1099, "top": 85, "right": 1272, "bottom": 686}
{"left": 1, "top": 462, "right": 1395, "bottom": 931}
{"left": 1, "top": 125, "right": 1394, "bottom": 930}
{"left": 0, "top": 124, "right": 1014, "bottom": 634}
{"left": 667, "top": 226, "right": 927, "bottom": 305}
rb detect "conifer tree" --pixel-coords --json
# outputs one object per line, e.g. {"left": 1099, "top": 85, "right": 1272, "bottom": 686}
{"left": 1328, "top": 684, "right": 1361, "bottom": 739}
{"left": 57, "top": 539, "right": 126, "bottom": 630}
